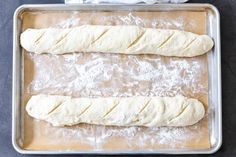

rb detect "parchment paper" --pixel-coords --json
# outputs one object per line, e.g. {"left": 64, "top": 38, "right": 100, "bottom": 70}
{"left": 21, "top": 10, "right": 210, "bottom": 150}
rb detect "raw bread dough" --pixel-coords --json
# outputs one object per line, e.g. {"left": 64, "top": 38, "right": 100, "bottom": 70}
{"left": 26, "top": 94, "right": 205, "bottom": 127}
{"left": 20, "top": 25, "right": 214, "bottom": 57}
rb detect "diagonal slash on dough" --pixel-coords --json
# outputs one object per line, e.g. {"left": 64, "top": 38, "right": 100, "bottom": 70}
{"left": 127, "top": 31, "right": 146, "bottom": 48}
{"left": 54, "top": 29, "right": 73, "bottom": 45}
{"left": 46, "top": 101, "right": 65, "bottom": 116}
{"left": 157, "top": 32, "right": 176, "bottom": 48}
{"left": 130, "top": 99, "right": 151, "bottom": 123}
{"left": 168, "top": 104, "right": 189, "bottom": 123}
{"left": 77, "top": 103, "right": 92, "bottom": 117}
{"left": 44, "top": 29, "right": 73, "bottom": 52}
{"left": 34, "top": 31, "right": 46, "bottom": 44}
{"left": 103, "top": 101, "right": 120, "bottom": 118}
{"left": 180, "top": 37, "right": 197, "bottom": 54}
{"left": 90, "top": 29, "right": 109, "bottom": 45}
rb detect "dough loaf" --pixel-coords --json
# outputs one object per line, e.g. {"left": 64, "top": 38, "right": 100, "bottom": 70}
{"left": 26, "top": 94, "right": 205, "bottom": 127}
{"left": 20, "top": 25, "right": 214, "bottom": 57}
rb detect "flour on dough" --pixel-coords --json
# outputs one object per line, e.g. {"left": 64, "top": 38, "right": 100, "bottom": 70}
{"left": 26, "top": 94, "right": 205, "bottom": 127}
{"left": 20, "top": 25, "right": 214, "bottom": 57}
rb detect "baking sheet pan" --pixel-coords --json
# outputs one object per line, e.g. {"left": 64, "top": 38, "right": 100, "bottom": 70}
{"left": 12, "top": 4, "right": 221, "bottom": 154}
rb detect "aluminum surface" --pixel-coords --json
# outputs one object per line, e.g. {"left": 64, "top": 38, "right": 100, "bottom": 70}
{"left": 64, "top": 0, "right": 189, "bottom": 4}
{"left": 12, "top": 4, "right": 221, "bottom": 154}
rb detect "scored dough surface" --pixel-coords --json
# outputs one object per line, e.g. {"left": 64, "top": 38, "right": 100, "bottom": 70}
{"left": 26, "top": 94, "right": 205, "bottom": 127}
{"left": 20, "top": 25, "right": 214, "bottom": 57}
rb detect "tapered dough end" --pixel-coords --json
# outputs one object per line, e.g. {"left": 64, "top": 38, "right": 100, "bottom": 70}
{"left": 168, "top": 98, "right": 205, "bottom": 126}
{"left": 20, "top": 29, "right": 42, "bottom": 53}
{"left": 26, "top": 94, "right": 71, "bottom": 120}
{"left": 200, "top": 35, "right": 214, "bottom": 53}
{"left": 181, "top": 35, "right": 214, "bottom": 57}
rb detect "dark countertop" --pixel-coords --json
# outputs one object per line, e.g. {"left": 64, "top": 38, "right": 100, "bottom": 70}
{"left": 0, "top": 0, "right": 235, "bottom": 156}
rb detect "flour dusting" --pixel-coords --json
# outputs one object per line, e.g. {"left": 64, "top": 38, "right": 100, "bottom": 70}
{"left": 25, "top": 11, "right": 208, "bottom": 150}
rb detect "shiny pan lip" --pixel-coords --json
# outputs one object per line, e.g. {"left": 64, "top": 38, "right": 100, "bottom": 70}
{"left": 12, "top": 3, "right": 221, "bottom": 154}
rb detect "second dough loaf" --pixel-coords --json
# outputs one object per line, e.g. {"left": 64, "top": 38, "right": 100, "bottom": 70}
{"left": 26, "top": 94, "right": 205, "bottom": 127}
{"left": 20, "top": 25, "right": 213, "bottom": 57}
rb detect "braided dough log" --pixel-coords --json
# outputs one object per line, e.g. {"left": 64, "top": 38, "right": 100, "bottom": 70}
{"left": 20, "top": 25, "right": 213, "bottom": 57}
{"left": 26, "top": 94, "right": 205, "bottom": 127}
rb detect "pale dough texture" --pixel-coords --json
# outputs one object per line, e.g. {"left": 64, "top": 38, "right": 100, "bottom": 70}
{"left": 26, "top": 94, "right": 205, "bottom": 127}
{"left": 20, "top": 25, "right": 214, "bottom": 57}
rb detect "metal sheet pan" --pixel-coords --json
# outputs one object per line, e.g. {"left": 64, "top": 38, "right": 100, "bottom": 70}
{"left": 12, "top": 4, "right": 221, "bottom": 154}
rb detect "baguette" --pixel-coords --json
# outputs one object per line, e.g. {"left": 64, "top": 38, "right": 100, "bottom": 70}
{"left": 20, "top": 25, "right": 213, "bottom": 57}
{"left": 26, "top": 94, "right": 205, "bottom": 127}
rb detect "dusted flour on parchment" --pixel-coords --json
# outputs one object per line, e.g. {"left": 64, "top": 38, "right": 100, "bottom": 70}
{"left": 22, "top": 11, "right": 210, "bottom": 150}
